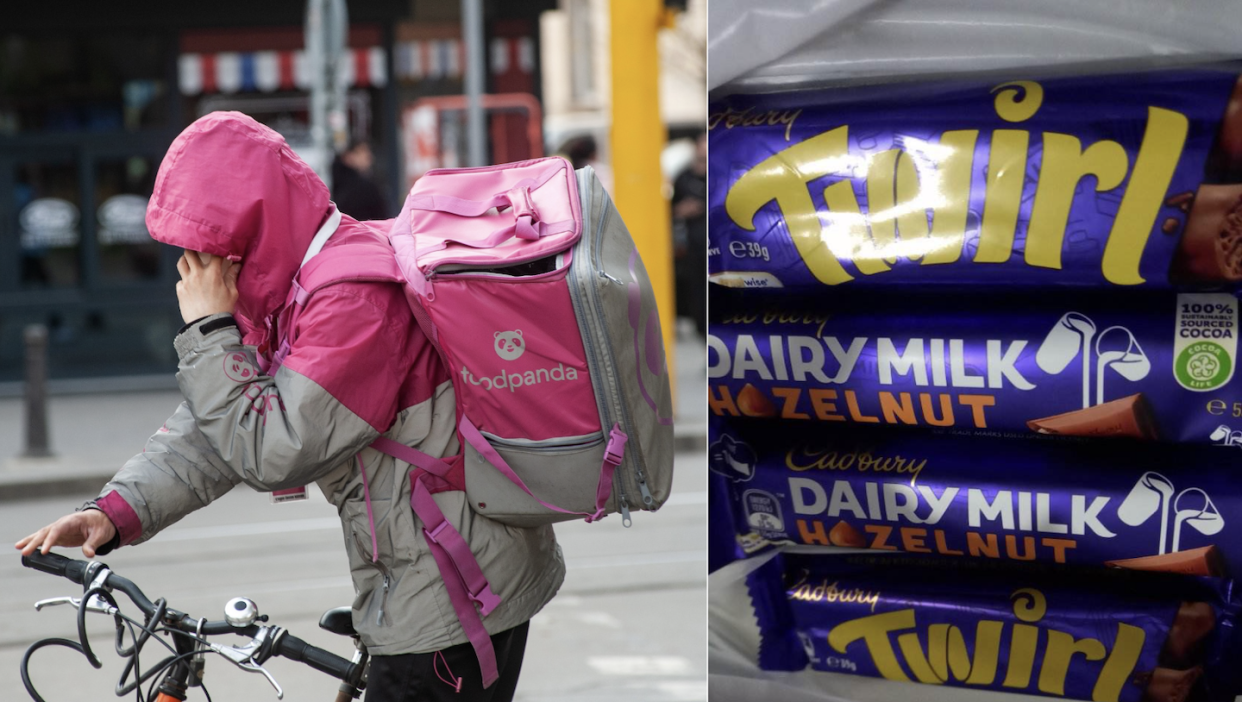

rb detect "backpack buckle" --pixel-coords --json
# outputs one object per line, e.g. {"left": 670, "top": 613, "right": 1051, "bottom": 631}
{"left": 603, "top": 426, "right": 628, "bottom": 466}
{"left": 469, "top": 584, "right": 501, "bottom": 616}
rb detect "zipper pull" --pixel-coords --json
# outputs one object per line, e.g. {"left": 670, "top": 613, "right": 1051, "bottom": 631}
{"left": 620, "top": 496, "right": 632, "bottom": 528}
{"left": 377, "top": 575, "right": 390, "bottom": 626}
{"left": 637, "top": 476, "right": 654, "bottom": 508}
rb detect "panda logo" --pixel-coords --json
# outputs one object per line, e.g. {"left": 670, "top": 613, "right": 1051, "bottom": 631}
{"left": 223, "top": 351, "right": 257, "bottom": 383}
{"left": 494, "top": 330, "right": 525, "bottom": 361}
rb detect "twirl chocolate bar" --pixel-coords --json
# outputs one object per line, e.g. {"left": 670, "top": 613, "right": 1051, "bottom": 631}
{"left": 711, "top": 420, "right": 1242, "bottom": 573}
{"left": 708, "top": 291, "right": 1241, "bottom": 444}
{"left": 747, "top": 553, "right": 1242, "bottom": 701}
{"left": 709, "top": 65, "right": 1242, "bottom": 291}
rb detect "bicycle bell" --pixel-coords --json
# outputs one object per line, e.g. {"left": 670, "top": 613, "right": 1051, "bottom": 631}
{"left": 224, "top": 597, "right": 259, "bottom": 627}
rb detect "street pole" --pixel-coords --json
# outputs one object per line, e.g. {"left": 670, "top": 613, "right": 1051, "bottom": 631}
{"left": 462, "top": 0, "right": 487, "bottom": 167}
{"left": 23, "top": 325, "right": 51, "bottom": 458}
{"left": 306, "top": 0, "right": 348, "bottom": 187}
{"left": 610, "top": 0, "right": 677, "bottom": 393}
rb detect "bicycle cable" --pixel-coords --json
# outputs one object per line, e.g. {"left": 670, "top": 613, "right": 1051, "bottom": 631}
{"left": 23, "top": 599, "right": 219, "bottom": 702}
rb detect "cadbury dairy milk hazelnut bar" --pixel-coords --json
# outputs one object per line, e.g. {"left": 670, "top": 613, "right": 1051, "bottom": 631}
{"left": 708, "top": 290, "right": 1241, "bottom": 444}
{"left": 709, "top": 65, "right": 1242, "bottom": 291}
{"left": 711, "top": 419, "right": 1241, "bottom": 574}
{"left": 747, "top": 553, "right": 1242, "bottom": 702}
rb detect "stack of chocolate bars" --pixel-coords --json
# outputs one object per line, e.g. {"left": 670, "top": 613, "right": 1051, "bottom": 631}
{"left": 707, "top": 63, "right": 1242, "bottom": 702}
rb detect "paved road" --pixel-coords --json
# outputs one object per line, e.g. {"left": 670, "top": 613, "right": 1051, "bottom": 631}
{"left": 1, "top": 450, "right": 706, "bottom": 702}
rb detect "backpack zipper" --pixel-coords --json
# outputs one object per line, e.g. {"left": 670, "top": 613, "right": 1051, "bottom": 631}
{"left": 569, "top": 168, "right": 636, "bottom": 526}
{"left": 483, "top": 431, "right": 605, "bottom": 452}
{"left": 590, "top": 195, "right": 648, "bottom": 509}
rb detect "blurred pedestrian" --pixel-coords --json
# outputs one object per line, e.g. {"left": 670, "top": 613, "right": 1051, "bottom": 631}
{"left": 331, "top": 138, "right": 389, "bottom": 221}
{"left": 559, "top": 134, "right": 613, "bottom": 193}
{"left": 562, "top": 134, "right": 597, "bottom": 170}
{"left": 17, "top": 112, "right": 561, "bottom": 702}
{"left": 672, "top": 131, "right": 707, "bottom": 339}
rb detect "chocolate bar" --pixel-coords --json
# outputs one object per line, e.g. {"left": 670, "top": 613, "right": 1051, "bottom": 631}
{"left": 747, "top": 552, "right": 1242, "bottom": 701}
{"left": 1027, "top": 394, "right": 1160, "bottom": 441}
{"left": 1171, "top": 185, "right": 1242, "bottom": 284}
{"left": 1140, "top": 668, "right": 1203, "bottom": 702}
{"left": 1161, "top": 603, "right": 1216, "bottom": 669}
{"left": 711, "top": 419, "right": 1241, "bottom": 574}
{"left": 709, "top": 64, "right": 1242, "bottom": 291}
{"left": 708, "top": 290, "right": 1241, "bottom": 444}
{"left": 1105, "top": 547, "right": 1227, "bottom": 578}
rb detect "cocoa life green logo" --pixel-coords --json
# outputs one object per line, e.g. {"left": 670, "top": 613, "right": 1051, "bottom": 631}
{"left": 1175, "top": 342, "right": 1232, "bottom": 390}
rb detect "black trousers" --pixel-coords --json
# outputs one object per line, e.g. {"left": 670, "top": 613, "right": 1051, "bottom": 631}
{"left": 365, "top": 622, "right": 529, "bottom": 702}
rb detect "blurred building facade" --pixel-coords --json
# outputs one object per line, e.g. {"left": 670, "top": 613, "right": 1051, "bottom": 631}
{"left": 0, "top": 0, "right": 556, "bottom": 383}
{"left": 539, "top": 0, "right": 706, "bottom": 187}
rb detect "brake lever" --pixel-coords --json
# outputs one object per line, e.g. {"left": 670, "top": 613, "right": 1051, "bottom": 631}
{"left": 237, "top": 658, "right": 284, "bottom": 699}
{"left": 206, "top": 626, "right": 284, "bottom": 699}
{"left": 34, "top": 595, "right": 118, "bottom": 616}
{"left": 35, "top": 565, "right": 118, "bottom": 615}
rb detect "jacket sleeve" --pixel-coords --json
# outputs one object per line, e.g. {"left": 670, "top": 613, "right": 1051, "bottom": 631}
{"left": 95, "top": 402, "right": 243, "bottom": 546}
{"left": 97, "top": 286, "right": 414, "bottom": 545}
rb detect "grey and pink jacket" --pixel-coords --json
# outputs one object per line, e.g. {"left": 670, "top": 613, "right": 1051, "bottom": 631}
{"left": 93, "top": 112, "right": 564, "bottom": 655}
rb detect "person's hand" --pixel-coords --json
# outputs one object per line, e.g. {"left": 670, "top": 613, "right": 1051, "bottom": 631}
{"left": 15, "top": 510, "right": 118, "bottom": 558}
{"left": 176, "top": 251, "right": 240, "bottom": 324}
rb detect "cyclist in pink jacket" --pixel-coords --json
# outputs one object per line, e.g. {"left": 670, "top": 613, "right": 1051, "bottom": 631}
{"left": 17, "top": 112, "right": 564, "bottom": 701}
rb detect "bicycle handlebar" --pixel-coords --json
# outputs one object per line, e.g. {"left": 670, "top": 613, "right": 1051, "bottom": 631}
{"left": 21, "top": 552, "right": 88, "bottom": 585}
{"left": 273, "top": 633, "right": 355, "bottom": 680}
{"left": 21, "top": 552, "right": 358, "bottom": 683}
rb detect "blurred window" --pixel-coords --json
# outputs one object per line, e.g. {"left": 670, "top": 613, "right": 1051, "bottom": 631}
{"left": 0, "top": 32, "right": 170, "bottom": 135}
{"left": 16, "top": 160, "right": 81, "bottom": 289}
{"left": 96, "top": 156, "right": 161, "bottom": 283}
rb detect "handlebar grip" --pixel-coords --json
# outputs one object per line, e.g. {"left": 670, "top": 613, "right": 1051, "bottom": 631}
{"left": 22, "top": 552, "right": 89, "bottom": 585}
{"left": 276, "top": 634, "right": 355, "bottom": 681}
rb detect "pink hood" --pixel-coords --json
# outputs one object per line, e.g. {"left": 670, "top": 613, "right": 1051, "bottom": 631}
{"left": 146, "top": 112, "right": 332, "bottom": 345}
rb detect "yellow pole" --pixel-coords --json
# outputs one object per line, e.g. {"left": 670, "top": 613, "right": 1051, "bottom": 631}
{"left": 610, "top": 0, "right": 678, "bottom": 397}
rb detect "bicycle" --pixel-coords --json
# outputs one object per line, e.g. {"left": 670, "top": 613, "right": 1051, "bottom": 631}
{"left": 18, "top": 551, "right": 368, "bottom": 702}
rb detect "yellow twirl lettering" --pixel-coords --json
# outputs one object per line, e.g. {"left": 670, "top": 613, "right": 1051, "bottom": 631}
{"left": 1092, "top": 624, "right": 1145, "bottom": 702}
{"left": 923, "top": 130, "right": 979, "bottom": 265}
{"left": 927, "top": 623, "right": 974, "bottom": 683}
{"left": 823, "top": 180, "right": 889, "bottom": 276}
{"left": 828, "top": 609, "right": 917, "bottom": 682}
{"left": 867, "top": 150, "right": 928, "bottom": 263}
{"left": 1037, "top": 630, "right": 1106, "bottom": 696}
{"left": 1025, "top": 134, "right": 1128, "bottom": 270}
{"left": 974, "top": 129, "right": 1029, "bottom": 263}
{"left": 975, "top": 82, "right": 1043, "bottom": 263}
{"left": 726, "top": 128, "right": 856, "bottom": 284}
{"left": 724, "top": 79, "right": 1190, "bottom": 287}
{"left": 897, "top": 631, "right": 944, "bottom": 684}
{"left": 1103, "top": 107, "right": 1189, "bottom": 285}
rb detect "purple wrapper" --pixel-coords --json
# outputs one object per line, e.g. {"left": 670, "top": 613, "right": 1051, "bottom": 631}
{"left": 709, "top": 65, "right": 1242, "bottom": 291}
{"left": 707, "top": 291, "right": 1242, "bottom": 445}
{"left": 711, "top": 418, "right": 1241, "bottom": 575}
{"left": 748, "top": 552, "right": 1242, "bottom": 701}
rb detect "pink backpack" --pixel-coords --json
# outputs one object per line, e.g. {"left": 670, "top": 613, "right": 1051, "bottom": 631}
{"left": 278, "top": 156, "right": 674, "bottom": 686}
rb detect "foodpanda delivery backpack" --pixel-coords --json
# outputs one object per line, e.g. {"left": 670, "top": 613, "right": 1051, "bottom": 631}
{"left": 272, "top": 156, "right": 675, "bottom": 686}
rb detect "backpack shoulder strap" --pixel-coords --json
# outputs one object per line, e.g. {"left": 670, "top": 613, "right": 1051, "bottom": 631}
{"left": 294, "top": 242, "right": 404, "bottom": 305}
{"left": 265, "top": 242, "right": 406, "bottom": 376}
